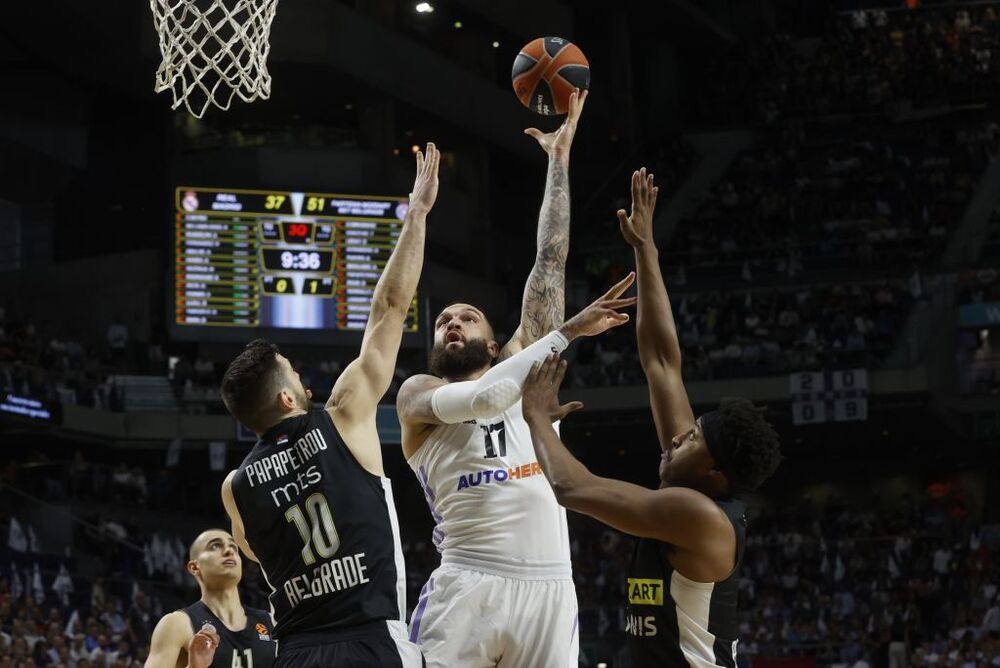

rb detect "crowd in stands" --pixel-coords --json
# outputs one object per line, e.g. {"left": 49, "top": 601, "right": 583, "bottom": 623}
{"left": 0, "top": 308, "right": 124, "bottom": 413}
{"left": 667, "top": 117, "right": 993, "bottom": 286}
{"left": 693, "top": 4, "right": 1000, "bottom": 124}
{"left": 736, "top": 486, "right": 999, "bottom": 667}
{"left": 570, "top": 12, "right": 1000, "bottom": 382}
{"left": 567, "top": 277, "right": 918, "bottom": 386}
{"left": 0, "top": 560, "right": 158, "bottom": 667}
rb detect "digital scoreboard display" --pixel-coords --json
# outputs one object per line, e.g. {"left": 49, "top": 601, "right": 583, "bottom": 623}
{"left": 173, "top": 187, "right": 419, "bottom": 337}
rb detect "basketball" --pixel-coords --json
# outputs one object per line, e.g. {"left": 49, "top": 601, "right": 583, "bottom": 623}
{"left": 511, "top": 36, "right": 590, "bottom": 116}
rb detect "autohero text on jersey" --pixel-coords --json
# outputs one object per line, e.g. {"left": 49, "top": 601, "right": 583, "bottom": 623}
{"left": 283, "top": 552, "right": 369, "bottom": 607}
{"left": 245, "top": 428, "right": 328, "bottom": 507}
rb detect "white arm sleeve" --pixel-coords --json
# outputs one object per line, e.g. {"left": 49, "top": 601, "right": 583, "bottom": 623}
{"left": 430, "top": 330, "right": 569, "bottom": 424}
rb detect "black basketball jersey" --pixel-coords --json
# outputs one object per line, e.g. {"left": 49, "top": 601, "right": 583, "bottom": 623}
{"left": 230, "top": 409, "right": 405, "bottom": 639}
{"left": 625, "top": 497, "right": 747, "bottom": 668}
{"left": 180, "top": 601, "right": 275, "bottom": 668}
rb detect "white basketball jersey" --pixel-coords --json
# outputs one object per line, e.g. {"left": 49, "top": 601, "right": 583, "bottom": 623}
{"left": 406, "top": 399, "right": 572, "bottom": 578}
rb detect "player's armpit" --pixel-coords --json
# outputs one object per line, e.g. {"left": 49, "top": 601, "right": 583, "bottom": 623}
{"left": 326, "top": 308, "right": 407, "bottom": 422}
{"left": 144, "top": 611, "right": 191, "bottom": 668}
{"left": 396, "top": 374, "right": 449, "bottom": 426}
{"left": 221, "top": 471, "right": 258, "bottom": 563}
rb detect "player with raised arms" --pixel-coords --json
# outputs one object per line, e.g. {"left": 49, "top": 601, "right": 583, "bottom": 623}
{"left": 397, "top": 89, "right": 603, "bottom": 667}
{"left": 218, "top": 144, "right": 440, "bottom": 667}
{"left": 519, "top": 169, "right": 783, "bottom": 668}
{"left": 145, "top": 529, "right": 275, "bottom": 668}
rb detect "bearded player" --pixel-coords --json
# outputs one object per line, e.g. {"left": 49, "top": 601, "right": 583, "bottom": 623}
{"left": 218, "top": 144, "right": 439, "bottom": 667}
{"left": 396, "top": 90, "right": 599, "bottom": 667}
{"left": 145, "top": 530, "right": 275, "bottom": 668}
{"left": 520, "top": 169, "right": 782, "bottom": 668}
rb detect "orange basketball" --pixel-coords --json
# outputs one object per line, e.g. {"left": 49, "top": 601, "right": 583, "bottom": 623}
{"left": 511, "top": 36, "right": 590, "bottom": 116}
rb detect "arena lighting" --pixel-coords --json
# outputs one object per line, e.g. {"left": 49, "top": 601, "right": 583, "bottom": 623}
{"left": 415, "top": 2, "right": 434, "bottom": 13}
{"left": 411, "top": 144, "right": 421, "bottom": 154}
{"left": 454, "top": 20, "right": 462, "bottom": 28}
{"left": 492, "top": 40, "right": 500, "bottom": 48}
{"left": 597, "top": 663, "right": 608, "bottom": 668}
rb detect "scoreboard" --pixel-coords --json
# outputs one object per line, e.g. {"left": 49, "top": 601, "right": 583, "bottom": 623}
{"left": 173, "top": 187, "right": 419, "bottom": 337}
{"left": 789, "top": 369, "right": 869, "bottom": 425}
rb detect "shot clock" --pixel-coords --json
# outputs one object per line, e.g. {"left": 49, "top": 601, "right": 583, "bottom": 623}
{"left": 173, "top": 187, "right": 418, "bottom": 333}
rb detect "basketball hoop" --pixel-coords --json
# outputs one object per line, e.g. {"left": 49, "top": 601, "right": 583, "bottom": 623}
{"left": 149, "top": 0, "right": 278, "bottom": 118}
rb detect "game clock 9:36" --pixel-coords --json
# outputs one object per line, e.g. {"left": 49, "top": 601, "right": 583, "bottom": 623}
{"left": 261, "top": 248, "right": 334, "bottom": 273}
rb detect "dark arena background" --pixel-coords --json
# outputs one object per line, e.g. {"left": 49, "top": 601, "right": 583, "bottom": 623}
{"left": 2, "top": 0, "right": 1000, "bottom": 666}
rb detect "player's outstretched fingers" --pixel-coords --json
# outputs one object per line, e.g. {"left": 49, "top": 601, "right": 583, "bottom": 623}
{"left": 528, "top": 361, "right": 543, "bottom": 384}
{"left": 603, "top": 296, "right": 638, "bottom": 310}
{"left": 424, "top": 142, "right": 435, "bottom": 173}
{"left": 541, "top": 354, "right": 560, "bottom": 383}
{"left": 605, "top": 309, "right": 630, "bottom": 327}
{"left": 573, "top": 88, "right": 589, "bottom": 118}
{"left": 554, "top": 359, "right": 570, "bottom": 387}
{"left": 644, "top": 172, "right": 656, "bottom": 203}
{"left": 617, "top": 209, "right": 631, "bottom": 237}
{"left": 565, "top": 89, "right": 580, "bottom": 124}
{"left": 602, "top": 271, "right": 636, "bottom": 300}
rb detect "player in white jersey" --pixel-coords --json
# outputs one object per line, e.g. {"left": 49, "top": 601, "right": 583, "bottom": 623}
{"left": 395, "top": 87, "right": 590, "bottom": 668}
{"left": 398, "top": 274, "right": 635, "bottom": 667}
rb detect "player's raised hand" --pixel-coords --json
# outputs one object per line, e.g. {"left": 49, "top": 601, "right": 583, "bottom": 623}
{"left": 524, "top": 88, "right": 588, "bottom": 158}
{"left": 409, "top": 142, "right": 440, "bottom": 216}
{"left": 618, "top": 167, "right": 659, "bottom": 249}
{"left": 559, "top": 272, "right": 637, "bottom": 340}
{"left": 186, "top": 623, "right": 220, "bottom": 668}
{"left": 523, "top": 355, "right": 584, "bottom": 423}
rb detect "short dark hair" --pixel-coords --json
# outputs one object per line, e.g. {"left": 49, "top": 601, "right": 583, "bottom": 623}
{"left": 716, "top": 397, "right": 782, "bottom": 493}
{"left": 221, "top": 339, "right": 283, "bottom": 432}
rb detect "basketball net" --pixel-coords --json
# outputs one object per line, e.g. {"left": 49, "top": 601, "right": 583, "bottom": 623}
{"left": 150, "top": 0, "right": 278, "bottom": 118}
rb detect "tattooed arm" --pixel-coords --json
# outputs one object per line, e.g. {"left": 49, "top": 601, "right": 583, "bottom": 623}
{"left": 501, "top": 89, "right": 588, "bottom": 360}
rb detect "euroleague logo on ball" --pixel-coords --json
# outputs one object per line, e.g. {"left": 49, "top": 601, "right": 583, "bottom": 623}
{"left": 512, "top": 36, "right": 590, "bottom": 116}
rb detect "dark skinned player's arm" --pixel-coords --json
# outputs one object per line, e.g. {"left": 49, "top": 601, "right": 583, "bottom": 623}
{"left": 522, "top": 358, "right": 727, "bottom": 550}
{"left": 501, "top": 89, "right": 587, "bottom": 360}
{"left": 618, "top": 168, "right": 695, "bottom": 450}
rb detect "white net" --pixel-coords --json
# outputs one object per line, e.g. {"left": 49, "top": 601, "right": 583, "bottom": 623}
{"left": 150, "top": 0, "right": 278, "bottom": 118}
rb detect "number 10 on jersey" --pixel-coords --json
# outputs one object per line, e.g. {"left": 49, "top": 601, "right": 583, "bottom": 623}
{"left": 284, "top": 493, "right": 340, "bottom": 565}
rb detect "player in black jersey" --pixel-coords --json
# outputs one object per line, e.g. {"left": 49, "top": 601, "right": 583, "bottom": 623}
{"left": 145, "top": 529, "right": 275, "bottom": 668}
{"left": 218, "top": 144, "right": 439, "bottom": 668}
{"left": 520, "top": 169, "right": 782, "bottom": 668}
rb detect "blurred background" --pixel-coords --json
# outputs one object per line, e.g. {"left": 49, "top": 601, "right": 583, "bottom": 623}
{"left": 1, "top": 0, "right": 1000, "bottom": 666}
